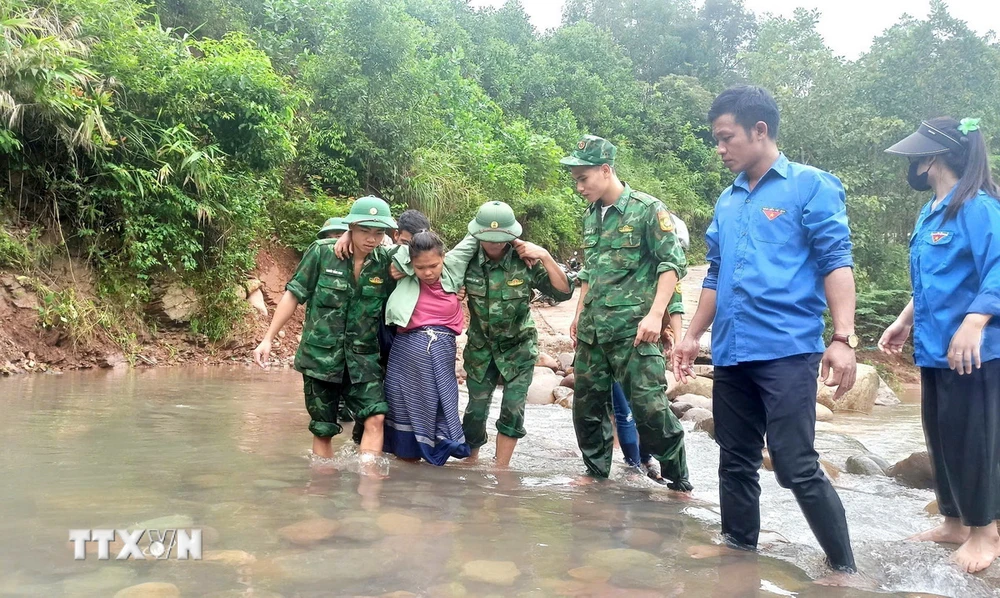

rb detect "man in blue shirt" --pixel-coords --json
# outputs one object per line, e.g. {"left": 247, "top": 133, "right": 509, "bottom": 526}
{"left": 673, "top": 86, "right": 860, "bottom": 580}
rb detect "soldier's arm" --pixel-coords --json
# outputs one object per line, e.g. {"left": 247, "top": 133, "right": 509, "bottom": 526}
{"left": 529, "top": 258, "right": 573, "bottom": 301}
{"left": 255, "top": 243, "right": 318, "bottom": 365}
{"left": 442, "top": 234, "right": 479, "bottom": 293}
{"left": 644, "top": 202, "right": 687, "bottom": 321}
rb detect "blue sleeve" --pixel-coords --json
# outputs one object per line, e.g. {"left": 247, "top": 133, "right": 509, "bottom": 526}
{"left": 703, "top": 204, "right": 721, "bottom": 291}
{"left": 803, "top": 171, "right": 854, "bottom": 276}
{"left": 964, "top": 195, "right": 1000, "bottom": 317}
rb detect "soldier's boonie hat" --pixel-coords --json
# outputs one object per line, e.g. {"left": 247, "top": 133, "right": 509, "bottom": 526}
{"left": 344, "top": 196, "right": 397, "bottom": 229}
{"left": 560, "top": 134, "right": 617, "bottom": 167}
{"left": 317, "top": 217, "right": 349, "bottom": 238}
{"left": 468, "top": 201, "right": 522, "bottom": 243}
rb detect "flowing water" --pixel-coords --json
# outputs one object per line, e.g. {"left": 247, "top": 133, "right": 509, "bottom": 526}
{"left": 1, "top": 368, "right": 998, "bottom": 597}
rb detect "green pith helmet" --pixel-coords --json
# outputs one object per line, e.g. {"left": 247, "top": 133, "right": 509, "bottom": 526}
{"left": 560, "top": 134, "right": 617, "bottom": 167}
{"left": 343, "top": 195, "right": 397, "bottom": 229}
{"left": 468, "top": 201, "right": 522, "bottom": 242}
{"left": 317, "top": 217, "right": 348, "bottom": 238}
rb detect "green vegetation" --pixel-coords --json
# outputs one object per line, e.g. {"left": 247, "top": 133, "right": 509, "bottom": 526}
{"left": 2, "top": 0, "right": 998, "bottom": 342}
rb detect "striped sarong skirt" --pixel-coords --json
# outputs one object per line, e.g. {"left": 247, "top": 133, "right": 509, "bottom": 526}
{"left": 383, "top": 326, "right": 470, "bottom": 465}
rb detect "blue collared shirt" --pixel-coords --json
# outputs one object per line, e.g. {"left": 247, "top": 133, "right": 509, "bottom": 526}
{"left": 704, "top": 154, "right": 854, "bottom": 366}
{"left": 910, "top": 188, "right": 1000, "bottom": 368}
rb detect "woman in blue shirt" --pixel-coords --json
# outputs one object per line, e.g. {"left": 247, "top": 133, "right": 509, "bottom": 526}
{"left": 881, "top": 117, "right": 1000, "bottom": 573}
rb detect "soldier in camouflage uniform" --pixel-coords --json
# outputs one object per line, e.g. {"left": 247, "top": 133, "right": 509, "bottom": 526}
{"left": 253, "top": 196, "right": 397, "bottom": 461}
{"left": 461, "top": 202, "right": 574, "bottom": 467}
{"left": 561, "top": 135, "right": 692, "bottom": 490}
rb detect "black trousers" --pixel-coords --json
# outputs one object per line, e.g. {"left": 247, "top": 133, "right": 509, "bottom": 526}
{"left": 713, "top": 353, "right": 856, "bottom": 571}
{"left": 921, "top": 359, "right": 1000, "bottom": 527}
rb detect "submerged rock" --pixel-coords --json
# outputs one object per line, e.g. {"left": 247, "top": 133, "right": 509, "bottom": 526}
{"left": 202, "top": 549, "right": 256, "bottom": 567}
{"left": 585, "top": 548, "right": 659, "bottom": 569}
{"left": 113, "top": 583, "right": 180, "bottom": 598}
{"left": 376, "top": 512, "right": 423, "bottom": 535}
{"left": 460, "top": 560, "right": 521, "bottom": 586}
{"left": 568, "top": 565, "right": 611, "bottom": 583}
{"left": 845, "top": 454, "right": 887, "bottom": 477}
{"left": 276, "top": 517, "right": 338, "bottom": 545}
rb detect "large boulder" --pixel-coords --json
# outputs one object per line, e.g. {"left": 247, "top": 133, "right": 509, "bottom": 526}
{"left": 526, "top": 367, "right": 561, "bottom": 405}
{"left": 816, "top": 403, "right": 833, "bottom": 422}
{"left": 816, "top": 364, "right": 879, "bottom": 414}
{"left": 668, "top": 375, "right": 713, "bottom": 401}
{"left": 681, "top": 407, "right": 712, "bottom": 425}
{"left": 875, "top": 378, "right": 901, "bottom": 406}
{"left": 151, "top": 283, "right": 200, "bottom": 324}
{"left": 888, "top": 451, "right": 935, "bottom": 489}
{"left": 536, "top": 352, "right": 560, "bottom": 372}
{"left": 669, "top": 401, "right": 694, "bottom": 419}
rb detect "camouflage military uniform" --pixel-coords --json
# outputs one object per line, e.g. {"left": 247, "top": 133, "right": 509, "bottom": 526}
{"left": 575, "top": 184, "right": 690, "bottom": 480}
{"left": 462, "top": 246, "right": 574, "bottom": 448}
{"left": 286, "top": 239, "right": 395, "bottom": 438}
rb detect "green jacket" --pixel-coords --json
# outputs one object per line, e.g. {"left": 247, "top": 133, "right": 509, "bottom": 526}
{"left": 464, "top": 245, "right": 573, "bottom": 382}
{"left": 577, "top": 184, "right": 687, "bottom": 345}
{"left": 286, "top": 239, "right": 395, "bottom": 383}
{"left": 386, "top": 234, "right": 479, "bottom": 327}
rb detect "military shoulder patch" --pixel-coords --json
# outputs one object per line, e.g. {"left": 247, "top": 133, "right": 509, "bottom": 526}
{"left": 657, "top": 210, "right": 674, "bottom": 233}
{"left": 507, "top": 278, "right": 524, "bottom": 287}
{"left": 369, "top": 276, "right": 383, "bottom": 285}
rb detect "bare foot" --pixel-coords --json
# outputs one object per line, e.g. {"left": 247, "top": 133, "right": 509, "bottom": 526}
{"left": 687, "top": 544, "right": 747, "bottom": 559}
{"left": 907, "top": 518, "right": 970, "bottom": 544}
{"left": 952, "top": 527, "right": 1000, "bottom": 573}
{"left": 814, "top": 571, "right": 874, "bottom": 588}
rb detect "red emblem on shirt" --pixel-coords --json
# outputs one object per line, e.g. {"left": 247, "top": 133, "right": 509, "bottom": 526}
{"left": 930, "top": 231, "right": 949, "bottom": 243}
{"left": 762, "top": 207, "right": 786, "bottom": 221}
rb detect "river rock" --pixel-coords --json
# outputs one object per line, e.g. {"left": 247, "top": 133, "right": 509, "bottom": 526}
{"left": 136, "top": 515, "right": 194, "bottom": 530}
{"left": 376, "top": 513, "right": 423, "bottom": 535}
{"left": 692, "top": 365, "right": 715, "bottom": 379}
{"left": 203, "top": 549, "right": 256, "bottom": 567}
{"left": 875, "top": 378, "right": 901, "bottom": 406}
{"left": 668, "top": 376, "right": 713, "bottom": 401}
{"left": 536, "top": 352, "right": 560, "bottom": 371}
{"left": 888, "top": 451, "right": 935, "bottom": 489}
{"left": 925, "top": 500, "right": 939, "bottom": 515}
{"left": 113, "top": 583, "right": 180, "bottom": 598}
{"left": 526, "top": 367, "right": 560, "bottom": 405}
{"left": 845, "top": 454, "right": 887, "bottom": 476}
{"left": 427, "top": 582, "right": 468, "bottom": 598}
{"left": 460, "top": 560, "right": 521, "bottom": 586}
{"left": 335, "top": 518, "right": 382, "bottom": 543}
{"left": 62, "top": 567, "right": 136, "bottom": 595}
{"left": 816, "top": 364, "right": 878, "bottom": 414}
{"left": 382, "top": 592, "right": 417, "bottom": 598}
{"left": 694, "top": 416, "right": 715, "bottom": 439}
{"left": 586, "top": 548, "right": 659, "bottom": 569}
{"left": 277, "top": 517, "right": 339, "bottom": 545}
{"left": 552, "top": 387, "right": 574, "bottom": 408}
{"left": 674, "top": 393, "right": 712, "bottom": 412}
{"left": 681, "top": 407, "right": 712, "bottom": 425}
{"left": 558, "top": 352, "right": 575, "bottom": 370}
{"left": 560, "top": 373, "right": 575, "bottom": 389}
{"left": 153, "top": 284, "right": 200, "bottom": 323}
{"left": 670, "top": 401, "right": 693, "bottom": 418}
{"left": 816, "top": 403, "right": 833, "bottom": 422}
{"left": 248, "top": 288, "right": 268, "bottom": 317}
{"left": 620, "top": 528, "right": 663, "bottom": 550}
{"left": 268, "top": 547, "right": 392, "bottom": 582}
{"left": 547, "top": 334, "right": 575, "bottom": 355}
{"left": 568, "top": 565, "right": 612, "bottom": 583}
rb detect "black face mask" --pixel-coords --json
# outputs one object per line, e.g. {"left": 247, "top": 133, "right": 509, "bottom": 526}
{"left": 907, "top": 160, "right": 932, "bottom": 191}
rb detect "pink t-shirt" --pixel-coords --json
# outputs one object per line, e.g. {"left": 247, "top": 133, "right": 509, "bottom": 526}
{"left": 402, "top": 279, "right": 463, "bottom": 335}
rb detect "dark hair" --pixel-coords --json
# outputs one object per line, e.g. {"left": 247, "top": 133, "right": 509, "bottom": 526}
{"left": 397, "top": 209, "right": 431, "bottom": 235}
{"left": 708, "top": 85, "right": 780, "bottom": 139}
{"left": 921, "top": 117, "right": 1000, "bottom": 220}
{"left": 409, "top": 230, "right": 445, "bottom": 258}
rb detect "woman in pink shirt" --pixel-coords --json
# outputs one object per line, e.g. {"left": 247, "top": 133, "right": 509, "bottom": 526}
{"left": 382, "top": 231, "right": 471, "bottom": 465}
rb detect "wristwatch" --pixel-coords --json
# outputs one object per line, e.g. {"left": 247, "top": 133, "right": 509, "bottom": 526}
{"left": 831, "top": 333, "right": 859, "bottom": 349}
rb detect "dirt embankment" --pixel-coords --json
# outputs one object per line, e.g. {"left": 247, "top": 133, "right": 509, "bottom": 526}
{"left": 0, "top": 243, "right": 304, "bottom": 375}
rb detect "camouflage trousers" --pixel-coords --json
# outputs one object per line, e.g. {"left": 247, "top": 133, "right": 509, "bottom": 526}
{"left": 302, "top": 373, "right": 387, "bottom": 438}
{"left": 573, "top": 339, "right": 688, "bottom": 481}
{"left": 462, "top": 359, "right": 532, "bottom": 448}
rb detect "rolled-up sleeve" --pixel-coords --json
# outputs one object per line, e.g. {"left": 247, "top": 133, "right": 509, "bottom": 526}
{"left": 647, "top": 201, "right": 688, "bottom": 280}
{"left": 965, "top": 197, "right": 1000, "bottom": 317}
{"left": 803, "top": 171, "right": 854, "bottom": 276}
{"left": 285, "top": 242, "right": 320, "bottom": 303}
{"left": 703, "top": 209, "right": 721, "bottom": 291}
